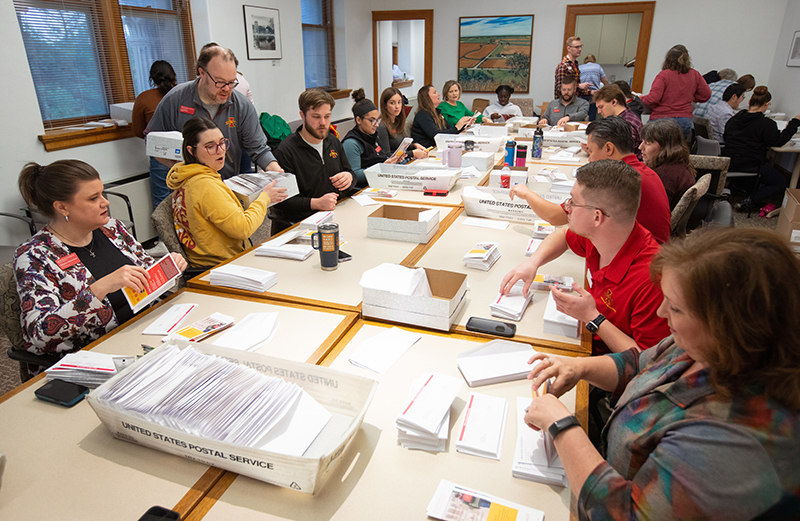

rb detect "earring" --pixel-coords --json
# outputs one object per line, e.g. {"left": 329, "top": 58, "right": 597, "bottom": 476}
{"left": 64, "top": 215, "right": 69, "bottom": 222}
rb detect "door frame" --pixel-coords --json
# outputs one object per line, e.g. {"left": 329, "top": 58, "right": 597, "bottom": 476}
{"left": 372, "top": 10, "right": 434, "bottom": 100}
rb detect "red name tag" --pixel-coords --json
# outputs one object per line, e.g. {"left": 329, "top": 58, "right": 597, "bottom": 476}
{"left": 375, "top": 145, "right": 382, "bottom": 153}
{"left": 56, "top": 253, "right": 80, "bottom": 270}
{"left": 180, "top": 105, "right": 195, "bottom": 115}
{"left": 553, "top": 109, "right": 560, "bottom": 113}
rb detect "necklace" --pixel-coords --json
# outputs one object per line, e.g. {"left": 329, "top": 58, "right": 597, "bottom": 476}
{"left": 50, "top": 227, "right": 96, "bottom": 257}
{"left": 81, "top": 236, "right": 97, "bottom": 258}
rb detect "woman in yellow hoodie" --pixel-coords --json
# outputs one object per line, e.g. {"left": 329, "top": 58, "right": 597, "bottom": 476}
{"left": 167, "top": 117, "right": 287, "bottom": 267}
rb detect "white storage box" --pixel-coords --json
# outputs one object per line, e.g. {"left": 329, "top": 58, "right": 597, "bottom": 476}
{"left": 462, "top": 151, "right": 496, "bottom": 171}
{"left": 146, "top": 131, "right": 183, "bottom": 161}
{"left": 434, "top": 134, "right": 505, "bottom": 154}
{"left": 474, "top": 123, "right": 510, "bottom": 137}
{"left": 361, "top": 266, "right": 468, "bottom": 331}
{"left": 225, "top": 172, "right": 300, "bottom": 208}
{"left": 542, "top": 130, "right": 586, "bottom": 147}
{"left": 367, "top": 205, "right": 440, "bottom": 243}
{"left": 364, "top": 163, "right": 459, "bottom": 192}
{"left": 489, "top": 167, "right": 528, "bottom": 189}
{"left": 86, "top": 340, "right": 378, "bottom": 494}
{"left": 461, "top": 186, "right": 539, "bottom": 223}
{"left": 109, "top": 102, "right": 134, "bottom": 123}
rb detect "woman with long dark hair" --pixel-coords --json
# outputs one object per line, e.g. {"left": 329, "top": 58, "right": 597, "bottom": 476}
{"left": 410, "top": 85, "right": 472, "bottom": 148}
{"left": 639, "top": 119, "right": 696, "bottom": 210}
{"left": 376, "top": 87, "right": 428, "bottom": 159}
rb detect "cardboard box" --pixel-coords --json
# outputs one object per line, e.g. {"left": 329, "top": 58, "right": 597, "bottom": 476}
{"left": 776, "top": 212, "right": 800, "bottom": 245}
{"left": 461, "top": 186, "right": 539, "bottom": 223}
{"left": 364, "top": 163, "right": 459, "bottom": 191}
{"left": 367, "top": 205, "right": 440, "bottom": 243}
{"left": 434, "top": 134, "right": 505, "bottom": 154}
{"left": 361, "top": 267, "right": 468, "bottom": 331}
{"left": 462, "top": 151, "right": 495, "bottom": 170}
{"left": 474, "top": 123, "right": 509, "bottom": 137}
{"left": 109, "top": 102, "right": 134, "bottom": 122}
{"left": 781, "top": 188, "right": 800, "bottom": 223}
{"left": 87, "top": 340, "right": 378, "bottom": 494}
{"left": 146, "top": 131, "right": 183, "bottom": 161}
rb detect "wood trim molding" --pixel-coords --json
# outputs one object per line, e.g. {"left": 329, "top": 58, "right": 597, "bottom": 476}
{"left": 372, "top": 10, "right": 434, "bottom": 99}
{"left": 330, "top": 89, "right": 353, "bottom": 100}
{"left": 38, "top": 125, "right": 136, "bottom": 152}
{"left": 563, "top": 2, "right": 656, "bottom": 93}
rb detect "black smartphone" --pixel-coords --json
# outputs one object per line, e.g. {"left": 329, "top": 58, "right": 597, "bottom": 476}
{"left": 466, "top": 317, "right": 517, "bottom": 338}
{"left": 34, "top": 379, "right": 90, "bottom": 407}
{"left": 338, "top": 250, "right": 352, "bottom": 262}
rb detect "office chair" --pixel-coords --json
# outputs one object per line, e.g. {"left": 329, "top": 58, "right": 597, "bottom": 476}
{"left": 150, "top": 194, "right": 210, "bottom": 284}
{"left": 671, "top": 174, "right": 712, "bottom": 239}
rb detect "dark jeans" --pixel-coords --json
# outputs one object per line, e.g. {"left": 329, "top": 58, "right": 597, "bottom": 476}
{"left": 659, "top": 116, "right": 693, "bottom": 142}
{"left": 240, "top": 151, "right": 253, "bottom": 174}
{"left": 149, "top": 156, "right": 171, "bottom": 210}
{"left": 580, "top": 95, "right": 597, "bottom": 121}
{"left": 728, "top": 161, "right": 787, "bottom": 205}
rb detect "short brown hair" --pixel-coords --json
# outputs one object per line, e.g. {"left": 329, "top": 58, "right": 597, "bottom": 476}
{"left": 442, "top": 80, "right": 461, "bottom": 101}
{"left": 561, "top": 75, "right": 578, "bottom": 87}
{"left": 566, "top": 36, "right": 581, "bottom": 47}
{"left": 197, "top": 44, "right": 235, "bottom": 74}
{"left": 737, "top": 74, "right": 756, "bottom": 91}
{"left": 593, "top": 84, "right": 627, "bottom": 106}
{"left": 583, "top": 54, "right": 596, "bottom": 64}
{"left": 298, "top": 88, "right": 336, "bottom": 114}
{"left": 650, "top": 228, "right": 800, "bottom": 411}
{"left": 18, "top": 160, "right": 100, "bottom": 219}
{"left": 575, "top": 159, "right": 641, "bottom": 222}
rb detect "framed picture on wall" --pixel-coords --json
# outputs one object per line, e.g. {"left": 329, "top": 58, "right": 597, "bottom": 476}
{"left": 458, "top": 15, "right": 534, "bottom": 93}
{"left": 787, "top": 30, "right": 800, "bottom": 67}
{"left": 243, "top": 5, "right": 282, "bottom": 60}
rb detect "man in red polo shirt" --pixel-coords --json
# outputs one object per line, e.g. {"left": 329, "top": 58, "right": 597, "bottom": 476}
{"left": 501, "top": 159, "right": 669, "bottom": 354}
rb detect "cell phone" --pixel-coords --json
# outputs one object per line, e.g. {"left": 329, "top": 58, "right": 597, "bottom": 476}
{"left": 34, "top": 379, "right": 90, "bottom": 407}
{"left": 466, "top": 317, "right": 517, "bottom": 338}
{"left": 338, "top": 250, "right": 352, "bottom": 262}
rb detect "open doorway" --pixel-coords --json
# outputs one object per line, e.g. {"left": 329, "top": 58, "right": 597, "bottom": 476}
{"left": 372, "top": 10, "right": 433, "bottom": 111}
{"left": 563, "top": 2, "right": 655, "bottom": 93}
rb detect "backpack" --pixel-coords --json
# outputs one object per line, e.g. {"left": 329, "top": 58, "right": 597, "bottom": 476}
{"left": 259, "top": 112, "right": 291, "bottom": 150}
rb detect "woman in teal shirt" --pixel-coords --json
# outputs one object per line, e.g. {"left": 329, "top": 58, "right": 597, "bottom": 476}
{"left": 437, "top": 80, "right": 482, "bottom": 128}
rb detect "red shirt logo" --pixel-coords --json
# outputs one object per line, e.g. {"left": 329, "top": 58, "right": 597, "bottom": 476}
{"left": 225, "top": 117, "right": 236, "bottom": 128}
{"left": 602, "top": 289, "right": 616, "bottom": 312}
{"left": 180, "top": 105, "right": 195, "bottom": 115}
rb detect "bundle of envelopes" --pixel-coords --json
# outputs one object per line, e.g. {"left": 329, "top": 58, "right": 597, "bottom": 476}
{"left": 93, "top": 343, "right": 331, "bottom": 456}
{"left": 490, "top": 280, "right": 534, "bottom": 321}
{"left": 254, "top": 229, "right": 313, "bottom": 260}
{"left": 512, "top": 396, "right": 567, "bottom": 487}
{"left": 455, "top": 392, "right": 508, "bottom": 460}
{"left": 209, "top": 265, "right": 277, "bottom": 292}
{"left": 462, "top": 241, "right": 501, "bottom": 271}
{"left": 396, "top": 373, "right": 461, "bottom": 452}
{"left": 543, "top": 291, "right": 580, "bottom": 338}
{"left": 45, "top": 351, "right": 134, "bottom": 388}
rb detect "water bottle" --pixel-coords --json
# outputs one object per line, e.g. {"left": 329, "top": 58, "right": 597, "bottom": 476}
{"left": 515, "top": 144, "right": 528, "bottom": 167}
{"left": 500, "top": 166, "right": 511, "bottom": 188}
{"left": 533, "top": 127, "right": 543, "bottom": 159}
{"left": 505, "top": 140, "right": 516, "bottom": 166}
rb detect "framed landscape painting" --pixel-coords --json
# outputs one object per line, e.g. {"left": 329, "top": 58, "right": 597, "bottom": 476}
{"left": 458, "top": 15, "right": 534, "bottom": 93}
{"left": 243, "top": 5, "right": 282, "bottom": 60}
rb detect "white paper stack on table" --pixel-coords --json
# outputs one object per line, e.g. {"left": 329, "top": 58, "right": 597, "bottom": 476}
{"left": 538, "top": 166, "right": 568, "bottom": 182}
{"left": 348, "top": 326, "right": 421, "bottom": 374}
{"left": 297, "top": 210, "right": 334, "bottom": 230}
{"left": 396, "top": 373, "right": 462, "bottom": 452}
{"left": 490, "top": 280, "right": 534, "bottom": 321}
{"left": 462, "top": 241, "right": 501, "bottom": 271}
{"left": 532, "top": 220, "right": 556, "bottom": 239}
{"left": 254, "top": 229, "right": 313, "bottom": 260}
{"left": 457, "top": 339, "right": 537, "bottom": 387}
{"left": 209, "top": 264, "right": 277, "bottom": 292}
{"left": 361, "top": 187, "right": 397, "bottom": 198}
{"left": 543, "top": 291, "right": 580, "bottom": 338}
{"left": 210, "top": 312, "right": 279, "bottom": 352}
{"left": 455, "top": 392, "right": 508, "bottom": 459}
{"left": 427, "top": 479, "right": 544, "bottom": 521}
{"left": 512, "top": 396, "right": 567, "bottom": 487}
{"left": 45, "top": 351, "right": 137, "bottom": 388}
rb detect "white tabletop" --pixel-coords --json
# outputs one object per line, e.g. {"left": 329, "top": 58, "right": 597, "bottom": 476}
{"left": 196, "top": 322, "right": 577, "bottom": 521}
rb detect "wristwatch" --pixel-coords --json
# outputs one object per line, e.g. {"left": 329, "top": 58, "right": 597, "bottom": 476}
{"left": 585, "top": 313, "right": 606, "bottom": 333}
{"left": 548, "top": 415, "right": 581, "bottom": 439}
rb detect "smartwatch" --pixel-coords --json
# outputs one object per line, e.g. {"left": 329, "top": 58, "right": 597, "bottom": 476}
{"left": 585, "top": 313, "right": 606, "bottom": 334}
{"left": 548, "top": 415, "right": 580, "bottom": 439}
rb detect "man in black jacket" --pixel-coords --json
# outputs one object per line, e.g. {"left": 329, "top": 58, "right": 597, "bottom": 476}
{"left": 270, "top": 89, "right": 356, "bottom": 233}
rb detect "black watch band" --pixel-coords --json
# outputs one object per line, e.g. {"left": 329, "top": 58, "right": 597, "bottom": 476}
{"left": 548, "top": 415, "right": 580, "bottom": 439}
{"left": 585, "top": 313, "right": 606, "bottom": 333}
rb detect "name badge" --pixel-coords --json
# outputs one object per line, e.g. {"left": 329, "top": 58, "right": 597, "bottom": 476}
{"left": 180, "top": 105, "right": 195, "bottom": 115}
{"left": 56, "top": 253, "right": 80, "bottom": 270}
{"left": 375, "top": 145, "right": 382, "bottom": 153}
{"left": 553, "top": 109, "right": 561, "bottom": 113}
{"left": 586, "top": 268, "right": 593, "bottom": 288}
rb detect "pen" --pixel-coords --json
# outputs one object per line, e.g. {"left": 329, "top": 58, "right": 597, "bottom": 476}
{"left": 141, "top": 343, "right": 155, "bottom": 353}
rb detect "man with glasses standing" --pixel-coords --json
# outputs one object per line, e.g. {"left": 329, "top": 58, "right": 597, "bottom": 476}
{"left": 554, "top": 36, "right": 593, "bottom": 100}
{"left": 501, "top": 159, "right": 668, "bottom": 356}
{"left": 146, "top": 44, "right": 283, "bottom": 181}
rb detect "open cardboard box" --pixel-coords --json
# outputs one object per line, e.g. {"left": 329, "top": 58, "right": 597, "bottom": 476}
{"left": 367, "top": 205, "right": 439, "bottom": 243}
{"left": 361, "top": 267, "right": 468, "bottom": 331}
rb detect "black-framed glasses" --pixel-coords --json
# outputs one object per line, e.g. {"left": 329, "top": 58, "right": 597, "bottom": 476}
{"left": 201, "top": 138, "right": 230, "bottom": 154}
{"left": 363, "top": 117, "right": 380, "bottom": 126}
{"left": 565, "top": 197, "right": 609, "bottom": 217}
{"left": 200, "top": 67, "right": 239, "bottom": 89}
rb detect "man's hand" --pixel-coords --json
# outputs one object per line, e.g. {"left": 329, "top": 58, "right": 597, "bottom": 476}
{"left": 557, "top": 116, "right": 570, "bottom": 127}
{"left": 539, "top": 118, "right": 549, "bottom": 126}
{"left": 551, "top": 283, "right": 598, "bottom": 323}
{"left": 310, "top": 193, "right": 338, "bottom": 211}
{"left": 578, "top": 82, "right": 591, "bottom": 91}
{"left": 329, "top": 171, "right": 353, "bottom": 190}
{"left": 499, "top": 260, "right": 540, "bottom": 297}
{"left": 491, "top": 112, "right": 501, "bottom": 120}
{"left": 265, "top": 161, "right": 284, "bottom": 173}
{"left": 509, "top": 184, "right": 533, "bottom": 201}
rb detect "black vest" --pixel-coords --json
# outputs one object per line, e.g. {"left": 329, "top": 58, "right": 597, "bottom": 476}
{"left": 343, "top": 126, "right": 388, "bottom": 171}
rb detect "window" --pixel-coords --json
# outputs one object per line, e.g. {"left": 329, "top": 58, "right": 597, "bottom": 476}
{"left": 301, "top": 0, "right": 336, "bottom": 89}
{"left": 14, "top": 0, "right": 195, "bottom": 129}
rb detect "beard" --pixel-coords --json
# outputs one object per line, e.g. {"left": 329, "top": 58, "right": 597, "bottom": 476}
{"left": 561, "top": 92, "right": 574, "bottom": 103}
{"left": 305, "top": 123, "right": 329, "bottom": 140}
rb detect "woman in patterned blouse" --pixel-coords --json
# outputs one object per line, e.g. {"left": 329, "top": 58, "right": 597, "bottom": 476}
{"left": 14, "top": 160, "right": 187, "bottom": 375}
{"left": 523, "top": 227, "right": 800, "bottom": 520}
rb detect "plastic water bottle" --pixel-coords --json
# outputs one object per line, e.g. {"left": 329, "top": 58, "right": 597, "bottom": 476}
{"left": 501, "top": 166, "right": 511, "bottom": 188}
{"left": 533, "top": 127, "right": 543, "bottom": 159}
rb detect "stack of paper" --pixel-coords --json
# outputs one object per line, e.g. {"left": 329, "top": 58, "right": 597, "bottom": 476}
{"left": 525, "top": 238, "right": 543, "bottom": 257}
{"left": 167, "top": 312, "right": 235, "bottom": 342}
{"left": 532, "top": 220, "right": 556, "bottom": 239}
{"left": 209, "top": 265, "right": 277, "bottom": 292}
{"left": 512, "top": 396, "right": 567, "bottom": 487}
{"left": 550, "top": 150, "right": 581, "bottom": 163}
{"left": 538, "top": 166, "right": 568, "bottom": 182}
{"left": 255, "top": 230, "right": 313, "bottom": 260}
{"left": 361, "top": 187, "right": 398, "bottom": 198}
{"left": 455, "top": 392, "right": 508, "bottom": 459}
{"left": 427, "top": 479, "right": 544, "bottom": 521}
{"left": 348, "top": 327, "right": 421, "bottom": 374}
{"left": 531, "top": 274, "right": 574, "bottom": 292}
{"left": 543, "top": 291, "right": 579, "bottom": 338}
{"left": 462, "top": 241, "right": 501, "bottom": 271}
{"left": 490, "top": 280, "right": 534, "bottom": 321}
{"left": 396, "top": 373, "right": 462, "bottom": 451}
{"left": 93, "top": 343, "right": 331, "bottom": 456}
{"left": 297, "top": 211, "right": 334, "bottom": 230}
{"left": 456, "top": 339, "right": 537, "bottom": 387}
{"left": 211, "top": 312, "right": 279, "bottom": 352}
{"left": 459, "top": 165, "right": 482, "bottom": 179}
{"left": 45, "top": 351, "right": 136, "bottom": 388}
{"left": 550, "top": 180, "right": 575, "bottom": 193}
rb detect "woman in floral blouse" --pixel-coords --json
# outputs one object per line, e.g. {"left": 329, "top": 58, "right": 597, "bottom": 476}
{"left": 14, "top": 160, "right": 187, "bottom": 374}
{"left": 523, "top": 227, "right": 800, "bottom": 520}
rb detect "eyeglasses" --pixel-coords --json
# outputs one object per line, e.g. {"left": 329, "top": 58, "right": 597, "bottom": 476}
{"left": 201, "top": 67, "right": 239, "bottom": 89}
{"left": 363, "top": 117, "right": 380, "bottom": 126}
{"left": 564, "top": 197, "right": 609, "bottom": 217}
{"left": 199, "top": 138, "right": 230, "bottom": 154}
{"left": 570, "top": 44, "right": 583, "bottom": 49}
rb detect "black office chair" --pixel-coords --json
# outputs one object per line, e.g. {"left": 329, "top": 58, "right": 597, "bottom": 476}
{"left": 0, "top": 213, "right": 36, "bottom": 265}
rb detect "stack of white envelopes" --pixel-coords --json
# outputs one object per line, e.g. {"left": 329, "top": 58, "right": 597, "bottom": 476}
{"left": 543, "top": 291, "right": 580, "bottom": 338}
{"left": 396, "top": 373, "right": 462, "bottom": 451}
{"left": 45, "top": 351, "right": 135, "bottom": 388}
{"left": 512, "top": 396, "right": 567, "bottom": 486}
{"left": 463, "top": 241, "right": 501, "bottom": 271}
{"left": 255, "top": 230, "right": 313, "bottom": 260}
{"left": 210, "top": 265, "right": 277, "bottom": 292}
{"left": 490, "top": 280, "right": 534, "bottom": 321}
{"left": 455, "top": 392, "right": 508, "bottom": 460}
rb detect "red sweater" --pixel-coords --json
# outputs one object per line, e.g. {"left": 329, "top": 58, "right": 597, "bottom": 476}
{"left": 641, "top": 68, "right": 710, "bottom": 119}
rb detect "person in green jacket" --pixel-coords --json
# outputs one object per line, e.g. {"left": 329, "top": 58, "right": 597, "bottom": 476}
{"left": 437, "top": 80, "right": 482, "bottom": 127}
